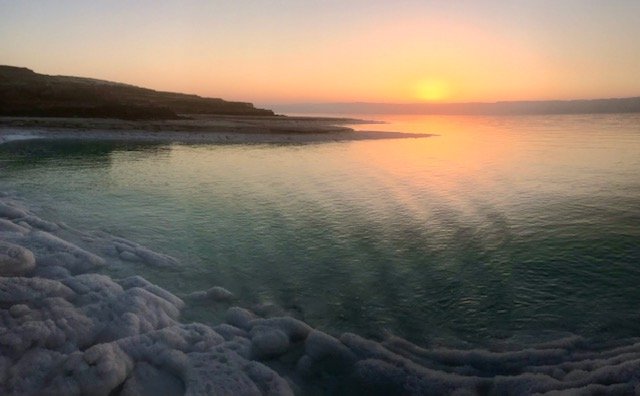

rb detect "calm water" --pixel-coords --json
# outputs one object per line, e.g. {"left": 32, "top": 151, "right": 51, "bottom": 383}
{"left": 1, "top": 114, "right": 639, "bottom": 345}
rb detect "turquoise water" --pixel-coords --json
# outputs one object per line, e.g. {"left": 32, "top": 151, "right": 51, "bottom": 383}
{"left": 1, "top": 114, "right": 639, "bottom": 345}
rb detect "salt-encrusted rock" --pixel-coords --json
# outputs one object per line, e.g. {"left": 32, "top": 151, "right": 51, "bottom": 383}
{"left": 118, "top": 275, "right": 185, "bottom": 310}
{"left": 253, "top": 302, "right": 287, "bottom": 318}
{"left": 0, "top": 219, "right": 29, "bottom": 234}
{"left": 188, "top": 286, "right": 234, "bottom": 302}
{"left": 304, "top": 330, "right": 357, "bottom": 366}
{"left": 17, "top": 221, "right": 32, "bottom": 229}
{"left": 8, "top": 303, "right": 30, "bottom": 318}
{"left": 351, "top": 358, "right": 414, "bottom": 395}
{"left": 296, "top": 330, "right": 357, "bottom": 381}
{"left": 0, "top": 355, "right": 9, "bottom": 385}
{"left": 21, "top": 215, "right": 59, "bottom": 232}
{"left": 36, "top": 252, "right": 76, "bottom": 268}
{"left": 244, "top": 361, "right": 295, "bottom": 396}
{"left": 113, "top": 241, "right": 135, "bottom": 254}
{"left": 54, "top": 343, "right": 134, "bottom": 395}
{"left": 0, "top": 276, "right": 74, "bottom": 303}
{"left": 226, "top": 306, "right": 258, "bottom": 330}
{"left": 0, "top": 241, "right": 35, "bottom": 276}
{"left": 33, "top": 265, "right": 71, "bottom": 279}
{"left": 118, "top": 275, "right": 152, "bottom": 289}
{"left": 249, "top": 317, "right": 312, "bottom": 342}
{"left": 6, "top": 348, "right": 66, "bottom": 394}
{"left": 112, "top": 236, "right": 138, "bottom": 248}
{"left": 120, "top": 362, "right": 185, "bottom": 396}
{"left": 0, "top": 292, "right": 93, "bottom": 356}
{"left": 182, "top": 351, "right": 268, "bottom": 395}
{"left": 250, "top": 325, "right": 290, "bottom": 359}
{"left": 119, "top": 250, "right": 140, "bottom": 262}
{"left": 134, "top": 246, "right": 180, "bottom": 268}
{"left": 0, "top": 202, "right": 27, "bottom": 219}
{"left": 113, "top": 325, "right": 291, "bottom": 395}
{"left": 91, "top": 287, "right": 181, "bottom": 343}
{"left": 213, "top": 323, "right": 249, "bottom": 341}
{"left": 223, "top": 335, "right": 253, "bottom": 360}
{"left": 205, "top": 286, "right": 234, "bottom": 302}
{"left": 29, "top": 231, "right": 105, "bottom": 273}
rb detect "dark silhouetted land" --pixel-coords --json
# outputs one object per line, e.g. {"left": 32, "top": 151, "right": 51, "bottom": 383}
{"left": 0, "top": 65, "right": 274, "bottom": 119}
{"left": 0, "top": 66, "right": 437, "bottom": 144}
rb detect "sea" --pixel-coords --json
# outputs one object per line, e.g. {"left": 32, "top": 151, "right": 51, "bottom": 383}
{"left": 1, "top": 113, "right": 639, "bottom": 346}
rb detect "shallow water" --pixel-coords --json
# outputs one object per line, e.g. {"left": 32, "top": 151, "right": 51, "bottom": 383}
{"left": 1, "top": 114, "right": 639, "bottom": 345}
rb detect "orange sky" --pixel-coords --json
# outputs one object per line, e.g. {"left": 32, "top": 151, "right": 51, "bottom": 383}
{"left": 1, "top": 1, "right": 640, "bottom": 104}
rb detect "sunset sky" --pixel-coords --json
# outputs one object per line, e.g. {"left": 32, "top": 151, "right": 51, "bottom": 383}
{"left": 1, "top": 1, "right": 639, "bottom": 105}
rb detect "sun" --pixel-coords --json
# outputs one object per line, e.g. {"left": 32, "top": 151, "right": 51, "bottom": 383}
{"left": 415, "top": 79, "right": 451, "bottom": 102}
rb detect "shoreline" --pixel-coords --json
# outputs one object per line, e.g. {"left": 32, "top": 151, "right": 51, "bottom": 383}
{"left": 0, "top": 115, "right": 432, "bottom": 145}
{"left": 2, "top": 193, "right": 640, "bottom": 394}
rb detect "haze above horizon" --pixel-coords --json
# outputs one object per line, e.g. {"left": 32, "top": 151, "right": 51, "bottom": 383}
{"left": 2, "top": 1, "right": 639, "bottom": 105}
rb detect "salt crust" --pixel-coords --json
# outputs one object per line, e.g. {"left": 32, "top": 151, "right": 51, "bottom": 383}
{"left": 1, "top": 196, "right": 640, "bottom": 395}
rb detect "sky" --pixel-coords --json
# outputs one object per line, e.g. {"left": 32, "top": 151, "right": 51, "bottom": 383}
{"left": 1, "top": 0, "right": 640, "bottom": 105}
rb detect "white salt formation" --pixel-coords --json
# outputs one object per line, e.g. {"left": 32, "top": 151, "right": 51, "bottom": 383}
{"left": 1, "top": 195, "right": 640, "bottom": 395}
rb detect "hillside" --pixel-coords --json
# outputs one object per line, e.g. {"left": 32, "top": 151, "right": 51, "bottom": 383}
{"left": 0, "top": 66, "right": 274, "bottom": 119}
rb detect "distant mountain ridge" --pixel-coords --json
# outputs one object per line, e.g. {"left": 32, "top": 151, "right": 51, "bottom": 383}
{"left": 272, "top": 97, "right": 640, "bottom": 115}
{"left": 0, "top": 65, "right": 274, "bottom": 119}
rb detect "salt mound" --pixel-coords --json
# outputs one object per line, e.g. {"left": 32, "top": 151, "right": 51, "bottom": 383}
{"left": 0, "top": 241, "right": 35, "bottom": 276}
{"left": 187, "top": 286, "right": 235, "bottom": 302}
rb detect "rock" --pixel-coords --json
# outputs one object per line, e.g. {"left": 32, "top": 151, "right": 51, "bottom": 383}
{"left": 9, "top": 304, "right": 30, "bottom": 318}
{"left": 36, "top": 252, "right": 76, "bottom": 268}
{"left": 253, "top": 302, "right": 287, "bottom": 318}
{"left": 6, "top": 348, "right": 66, "bottom": 394}
{"left": 119, "top": 250, "right": 140, "bottom": 262}
{"left": 250, "top": 325, "right": 290, "bottom": 359}
{"left": 0, "top": 277, "right": 75, "bottom": 303}
{"left": 0, "top": 241, "right": 35, "bottom": 276}
{"left": 120, "top": 362, "right": 185, "bottom": 396}
{"left": 244, "top": 361, "right": 295, "bottom": 396}
{"left": 180, "top": 350, "right": 271, "bottom": 395}
{"left": 118, "top": 275, "right": 152, "bottom": 289}
{"left": 33, "top": 265, "right": 71, "bottom": 279}
{"left": 0, "top": 219, "right": 29, "bottom": 234}
{"left": 0, "top": 202, "right": 27, "bottom": 219}
{"left": 297, "top": 330, "right": 357, "bottom": 381}
{"left": 17, "top": 221, "right": 31, "bottom": 229}
{"left": 206, "top": 286, "right": 234, "bottom": 301}
{"left": 188, "top": 286, "right": 234, "bottom": 302}
{"left": 304, "top": 330, "right": 356, "bottom": 366}
{"left": 213, "top": 324, "right": 249, "bottom": 341}
{"left": 114, "top": 241, "right": 134, "bottom": 253}
{"left": 21, "top": 215, "right": 59, "bottom": 232}
{"left": 134, "top": 246, "right": 180, "bottom": 268}
{"left": 30, "top": 231, "right": 105, "bottom": 273}
{"left": 249, "top": 317, "right": 312, "bottom": 342}
{"left": 351, "top": 359, "right": 411, "bottom": 395}
{"left": 226, "top": 307, "right": 258, "bottom": 331}
{"left": 58, "top": 343, "right": 134, "bottom": 395}
{"left": 118, "top": 276, "right": 185, "bottom": 310}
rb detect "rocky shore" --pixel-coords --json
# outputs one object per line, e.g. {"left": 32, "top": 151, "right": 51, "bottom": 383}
{"left": 1, "top": 194, "right": 640, "bottom": 395}
{"left": 0, "top": 115, "right": 430, "bottom": 145}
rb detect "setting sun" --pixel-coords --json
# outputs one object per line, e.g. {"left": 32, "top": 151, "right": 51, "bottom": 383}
{"left": 415, "top": 79, "right": 451, "bottom": 102}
